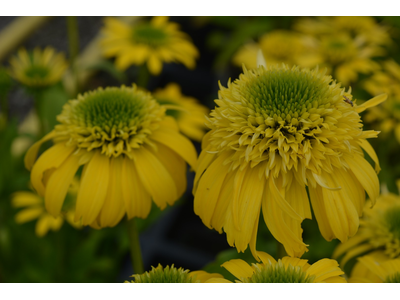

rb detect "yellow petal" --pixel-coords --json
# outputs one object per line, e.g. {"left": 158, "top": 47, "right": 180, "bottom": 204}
{"left": 150, "top": 127, "right": 197, "bottom": 169}
{"left": 121, "top": 156, "right": 152, "bottom": 219}
{"left": 189, "top": 271, "right": 224, "bottom": 283}
{"left": 11, "top": 192, "right": 42, "bottom": 208}
{"left": 75, "top": 151, "right": 110, "bottom": 225}
{"left": 221, "top": 259, "right": 254, "bottom": 281}
{"left": 24, "top": 130, "right": 56, "bottom": 171}
{"left": 358, "top": 139, "right": 380, "bottom": 173}
{"left": 257, "top": 251, "right": 277, "bottom": 265}
{"left": 306, "top": 259, "right": 344, "bottom": 282}
{"left": 15, "top": 207, "right": 44, "bottom": 224}
{"left": 355, "top": 94, "right": 387, "bottom": 113}
{"left": 147, "top": 54, "right": 162, "bottom": 75}
{"left": 45, "top": 153, "right": 80, "bottom": 216}
{"left": 132, "top": 146, "right": 177, "bottom": 209}
{"left": 31, "top": 143, "right": 75, "bottom": 196}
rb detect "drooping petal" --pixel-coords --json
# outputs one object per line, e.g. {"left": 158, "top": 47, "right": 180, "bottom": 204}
{"left": 24, "top": 131, "right": 56, "bottom": 170}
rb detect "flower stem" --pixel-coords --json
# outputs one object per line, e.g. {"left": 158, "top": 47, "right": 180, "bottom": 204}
{"left": 126, "top": 217, "right": 144, "bottom": 274}
{"left": 136, "top": 64, "right": 150, "bottom": 89}
{"left": 66, "top": 16, "right": 80, "bottom": 94}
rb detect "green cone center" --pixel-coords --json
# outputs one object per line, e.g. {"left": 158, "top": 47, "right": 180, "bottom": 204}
{"left": 24, "top": 65, "right": 50, "bottom": 79}
{"left": 71, "top": 88, "right": 150, "bottom": 134}
{"left": 129, "top": 265, "right": 195, "bottom": 283}
{"left": 240, "top": 67, "right": 334, "bottom": 122}
{"left": 243, "top": 261, "right": 315, "bottom": 283}
{"left": 384, "top": 207, "right": 400, "bottom": 241}
{"left": 132, "top": 24, "right": 168, "bottom": 47}
{"left": 385, "top": 271, "right": 400, "bottom": 283}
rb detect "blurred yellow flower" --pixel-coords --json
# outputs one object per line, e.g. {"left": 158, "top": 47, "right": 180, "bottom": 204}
{"left": 99, "top": 16, "right": 199, "bottom": 75}
{"left": 153, "top": 83, "right": 209, "bottom": 142}
{"left": 233, "top": 30, "right": 316, "bottom": 70}
{"left": 349, "top": 254, "right": 400, "bottom": 283}
{"left": 193, "top": 62, "right": 386, "bottom": 258}
{"left": 294, "top": 17, "right": 388, "bottom": 86}
{"left": 363, "top": 60, "right": 400, "bottom": 143}
{"left": 333, "top": 190, "right": 400, "bottom": 268}
{"left": 25, "top": 85, "right": 197, "bottom": 228}
{"left": 12, "top": 181, "right": 81, "bottom": 237}
{"left": 207, "top": 251, "right": 346, "bottom": 283}
{"left": 125, "top": 264, "right": 223, "bottom": 283}
{"left": 9, "top": 47, "right": 67, "bottom": 88}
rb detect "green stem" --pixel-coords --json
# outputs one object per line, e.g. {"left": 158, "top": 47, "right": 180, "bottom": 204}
{"left": 126, "top": 217, "right": 144, "bottom": 274}
{"left": 32, "top": 89, "right": 46, "bottom": 137}
{"left": 66, "top": 16, "right": 80, "bottom": 94}
{"left": 136, "top": 64, "right": 150, "bottom": 89}
{"left": 277, "top": 242, "right": 286, "bottom": 259}
{"left": 0, "top": 96, "right": 8, "bottom": 123}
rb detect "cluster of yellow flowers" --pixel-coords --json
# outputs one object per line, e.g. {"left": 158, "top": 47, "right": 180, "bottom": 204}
{"left": 7, "top": 16, "right": 400, "bottom": 283}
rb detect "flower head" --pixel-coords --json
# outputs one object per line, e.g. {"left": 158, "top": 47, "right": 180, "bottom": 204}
{"left": 349, "top": 254, "right": 400, "bottom": 283}
{"left": 125, "top": 264, "right": 223, "bottom": 283}
{"left": 100, "top": 17, "right": 199, "bottom": 75}
{"left": 363, "top": 60, "right": 400, "bottom": 143}
{"left": 233, "top": 30, "right": 314, "bottom": 70}
{"left": 25, "top": 85, "right": 197, "bottom": 228}
{"left": 193, "top": 62, "right": 386, "bottom": 258}
{"left": 8, "top": 47, "right": 67, "bottom": 88}
{"left": 12, "top": 181, "right": 81, "bottom": 237}
{"left": 333, "top": 191, "right": 400, "bottom": 268}
{"left": 153, "top": 83, "right": 209, "bottom": 142}
{"left": 208, "top": 251, "right": 345, "bottom": 283}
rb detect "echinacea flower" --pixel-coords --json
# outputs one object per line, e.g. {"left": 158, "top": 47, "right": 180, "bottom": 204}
{"left": 193, "top": 62, "right": 386, "bottom": 258}
{"left": 233, "top": 30, "right": 316, "bottom": 70}
{"left": 125, "top": 264, "right": 223, "bottom": 283}
{"left": 207, "top": 251, "right": 346, "bottom": 283}
{"left": 8, "top": 47, "right": 68, "bottom": 88}
{"left": 12, "top": 181, "right": 81, "bottom": 237}
{"left": 99, "top": 16, "right": 199, "bottom": 75}
{"left": 25, "top": 85, "right": 197, "bottom": 228}
{"left": 349, "top": 254, "right": 400, "bottom": 283}
{"left": 363, "top": 60, "right": 400, "bottom": 143}
{"left": 153, "top": 83, "right": 209, "bottom": 142}
{"left": 333, "top": 191, "right": 400, "bottom": 268}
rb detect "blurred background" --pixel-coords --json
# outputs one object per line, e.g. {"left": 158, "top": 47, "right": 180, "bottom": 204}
{"left": 1, "top": 16, "right": 400, "bottom": 283}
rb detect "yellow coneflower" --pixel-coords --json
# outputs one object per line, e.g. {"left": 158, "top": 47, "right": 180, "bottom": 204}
{"left": 294, "top": 16, "right": 392, "bottom": 47}
{"left": 12, "top": 181, "right": 81, "bottom": 237}
{"left": 193, "top": 61, "right": 386, "bottom": 258}
{"left": 125, "top": 264, "right": 223, "bottom": 283}
{"left": 153, "top": 83, "right": 209, "bottom": 142}
{"left": 363, "top": 59, "right": 400, "bottom": 143}
{"left": 8, "top": 47, "right": 68, "bottom": 88}
{"left": 349, "top": 254, "right": 400, "bottom": 283}
{"left": 99, "top": 16, "right": 199, "bottom": 75}
{"left": 206, "top": 251, "right": 346, "bottom": 283}
{"left": 233, "top": 30, "right": 316, "bottom": 70}
{"left": 333, "top": 190, "right": 400, "bottom": 268}
{"left": 25, "top": 84, "right": 197, "bottom": 228}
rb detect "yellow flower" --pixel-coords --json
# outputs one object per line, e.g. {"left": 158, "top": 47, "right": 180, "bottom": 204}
{"left": 207, "top": 251, "right": 346, "bottom": 283}
{"left": 294, "top": 16, "right": 392, "bottom": 47}
{"left": 233, "top": 30, "right": 316, "bottom": 70}
{"left": 12, "top": 183, "right": 81, "bottom": 237}
{"left": 193, "top": 62, "right": 386, "bottom": 258}
{"left": 333, "top": 191, "right": 400, "bottom": 268}
{"left": 153, "top": 83, "right": 209, "bottom": 142}
{"left": 99, "top": 16, "right": 199, "bottom": 75}
{"left": 8, "top": 47, "right": 68, "bottom": 88}
{"left": 349, "top": 254, "right": 400, "bottom": 283}
{"left": 24, "top": 85, "right": 197, "bottom": 228}
{"left": 363, "top": 60, "right": 400, "bottom": 143}
{"left": 125, "top": 264, "right": 223, "bottom": 283}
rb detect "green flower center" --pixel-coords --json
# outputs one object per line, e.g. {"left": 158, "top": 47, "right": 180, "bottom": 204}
{"left": 24, "top": 65, "right": 49, "bottom": 80}
{"left": 242, "top": 261, "right": 315, "bottom": 283}
{"left": 127, "top": 265, "right": 196, "bottom": 283}
{"left": 384, "top": 272, "right": 400, "bottom": 283}
{"left": 132, "top": 24, "right": 168, "bottom": 47}
{"left": 240, "top": 67, "right": 334, "bottom": 123}
{"left": 55, "top": 86, "right": 164, "bottom": 157}
{"left": 384, "top": 207, "right": 400, "bottom": 241}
